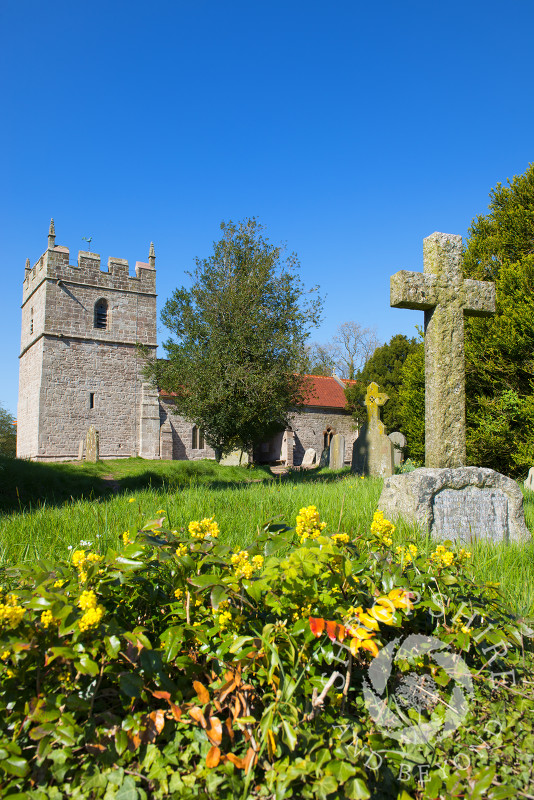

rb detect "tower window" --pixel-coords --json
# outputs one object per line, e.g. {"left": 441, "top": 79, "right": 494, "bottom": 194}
{"left": 89, "top": 393, "right": 95, "bottom": 409}
{"left": 30, "top": 308, "right": 34, "bottom": 335}
{"left": 192, "top": 425, "right": 205, "bottom": 449}
{"left": 94, "top": 299, "right": 108, "bottom": 329}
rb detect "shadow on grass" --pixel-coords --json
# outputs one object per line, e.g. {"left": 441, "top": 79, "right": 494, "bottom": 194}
{"left": 0, "top": 456, "right": 358, "bottom": 516}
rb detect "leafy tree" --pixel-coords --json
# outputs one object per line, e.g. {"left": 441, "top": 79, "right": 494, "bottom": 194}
{"left": 301, "top": 341, "right": 337, "bottom": 376}
{"left": 344, "top": 334, "right": 419, "bottom": 433}
{"left": 0, "top": 404, "right": 16, "bottom": 457}
{"left": 462, "top": 164, "right": 534, "bottom": 476}
{"left": 397, "top": 341, "right": 425, "bottom": 462}
{"left": 147, "top": 218, "right": 323, "bottom": 460}
{"left": 398, "top": 164, "right": 534, "bottom": 476}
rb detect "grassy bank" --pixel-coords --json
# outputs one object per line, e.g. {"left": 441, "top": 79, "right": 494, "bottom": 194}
{"left": 1, "top": 457, "right": 533, "bottom": 617}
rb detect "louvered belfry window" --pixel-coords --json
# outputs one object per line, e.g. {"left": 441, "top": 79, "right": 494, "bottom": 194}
{"left": 94, "top": 299, "right": 108, "bottom": 329}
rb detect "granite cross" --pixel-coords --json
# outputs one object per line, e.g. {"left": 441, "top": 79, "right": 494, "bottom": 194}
{"left": 365, "top": 382, "right": 389, "bottom": 435}
{"left": 390, "top": 232, "right": 495, "bottom": 468}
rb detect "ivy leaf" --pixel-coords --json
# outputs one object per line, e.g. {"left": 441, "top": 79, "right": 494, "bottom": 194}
{"left": 119, "top": 673, "right": 144, "bottom": 698}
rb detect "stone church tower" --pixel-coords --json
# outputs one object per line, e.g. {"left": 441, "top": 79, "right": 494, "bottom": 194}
{"left": 17, "top": 221, "right": 159, "bottom": 460}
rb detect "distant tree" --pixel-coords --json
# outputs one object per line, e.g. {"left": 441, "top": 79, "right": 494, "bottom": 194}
{"left": 0, "top": 405, "right": 16, "bottom": 457}
{"left": 302, "top": 341, "right": 337, "bottom": 376}
{"left": 344, "top": 333, "right": 420, "bottom": 433}
{"left": 146, "top": 218, "right": 323, "bottom": 460}
{"left": 331, "top": 321, "right": 380, "bottom": 380}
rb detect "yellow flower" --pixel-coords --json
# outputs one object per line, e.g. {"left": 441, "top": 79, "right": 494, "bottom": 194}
{"left": 78, "top": 605, "right": 104, "bottom": 632}
{"left": 395, "top": 545, "right": 417, "bottom": 566}
{"left": 175, "top": 543, "right": 188, "bottom": 557}
{"left": 0, "top": 595, "right": 26, "bottom": 629}
{"left": 122, "top": 531, "right": 132, "bottom": 546}
{"left": 174, "top": 588, "right": 184, "bottom": 601}
{"left": 78, "top": 590, "right": 98, "bottom": 610}
{"left": 157, "top": 509, "right": 166, "bottom": 514}
{"left": 332, "top": 533, "right": 349, "bottom": 545}
{"left": 53, "top": 579, "right": 66, "bottom": 588}
{"left": 188, "top": 517, "right": 220, "bottom": 540}
{"left": 41, "top": 609, "right": 55, "bottom": 628}
{"left": 128, "top": 498, "right": 136, "bottom": 503}
{"left": 430, "top": 545, "right": 455, "bottom": 568}
{"left": 218, "top": 610, "right": 232, "bottom": 630}
{"left": 296, "top": 506, "right": 327, "bottom": 543}
{"left": 0, "top": 650, "right": 10, "bottom": 660}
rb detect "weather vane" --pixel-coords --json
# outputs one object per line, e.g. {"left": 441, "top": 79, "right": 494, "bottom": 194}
{"left": 82, "top": 236, "right": 93, "bottom": 251}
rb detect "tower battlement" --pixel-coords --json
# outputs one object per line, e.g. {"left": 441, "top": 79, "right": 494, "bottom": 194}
{"left": 23, "top": 239, "right": 156, "bottom": 305}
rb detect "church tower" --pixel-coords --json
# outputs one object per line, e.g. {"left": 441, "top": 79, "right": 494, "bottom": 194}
{"left": 17, "top": 221, "right": 159, "bottom": 460}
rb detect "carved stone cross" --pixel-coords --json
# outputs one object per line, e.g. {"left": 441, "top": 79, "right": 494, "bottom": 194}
{"left": 390, "top": 232, "right": 495, "bottom": 468}
{"left": 365, "top": 381, "right": 389, "bottom": 435}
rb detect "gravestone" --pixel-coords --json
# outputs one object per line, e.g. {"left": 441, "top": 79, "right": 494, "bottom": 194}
{"left": 388, "top": 431, "right": 407, "bottom": 468}
{"left": 352, "top": 382, "right": 394, "bottom": 477}
{"left": 302, "top": 448, "right": 317, "bottom": 468}
{"left": 220, "top": 449, "right": 250, "bottom": 466}
{"left": 378, "top": 232, "right": 530, "bottom": 543}
{"left": 524, "top": 468, "right": 534, "bottom": 492}
{"left": 77, "top": 440, "right": 84, "bottom": 461}
{"left": 319, "top": 447, "right": 330, "bottom": 468}
{"left": 329, "top": 433, "right": 345, "bottom": 470}
{"left": 85, "top": 426, "right": 99, "bottom": 463}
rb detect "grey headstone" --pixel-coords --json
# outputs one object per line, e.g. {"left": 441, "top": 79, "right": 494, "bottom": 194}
{"left": 85, "top": 426, "right": 99, "bottom": 463}
{"left": 351, "top": 383, "right": 393, "bottom": 477}
{"left": 319, "top": 447, "right": 330, "bottom": 468}
{"left": 378, "top": 467, "right": 530, "bottom": 543}
{"left": 524, "top": 467, "right": 534, "bottom": 492}
{"left": 389, "top": 431, "right": 407, "bottom": 467}
{"left": 301, "top": 448, "right": 317, "bottom": 468}
{"left": 220, "top": 449, "right": 250, "bottom": 466}
{"left": 78, "top": 440, "right": 84, "bottom": 461}
{"left": 329, "top": 433, "right": 345, "bottom": 471}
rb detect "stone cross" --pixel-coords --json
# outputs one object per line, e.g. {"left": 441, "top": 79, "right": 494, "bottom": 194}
{"left": 390, "top": 232, "right": 495, "bottom": 468}
{"left": 365, "top": 382, "right": 389, "bottom": 435}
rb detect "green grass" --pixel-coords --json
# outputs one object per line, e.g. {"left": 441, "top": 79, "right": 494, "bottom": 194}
{"left": 1, "top": 456, "right": 533, "bottom": 618}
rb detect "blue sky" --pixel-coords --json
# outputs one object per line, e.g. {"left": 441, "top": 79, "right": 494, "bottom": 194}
{"left": 2, "top": 0, "right": 533, "bottom": 415}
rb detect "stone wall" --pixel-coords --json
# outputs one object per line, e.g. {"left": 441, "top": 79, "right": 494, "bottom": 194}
{"left": 290, "top": 407, "right": 358, "bottom": 465}
{"left": 159, "top": 400, "right": 216, "bottom": 461}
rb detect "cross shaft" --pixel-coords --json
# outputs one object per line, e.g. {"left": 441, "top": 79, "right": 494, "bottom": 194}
{"left": 390, "top": 232, "right": 495, "bottom": 468}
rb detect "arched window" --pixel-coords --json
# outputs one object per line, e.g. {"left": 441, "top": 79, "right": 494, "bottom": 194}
{"left": 323, "top": 426, "right": 335, "bottom": 449}
{"left": 192, "top": 426, "right": 205, "bottom": 450}
{"left": 94, "top": 299, "right": 108, "bottom": 329}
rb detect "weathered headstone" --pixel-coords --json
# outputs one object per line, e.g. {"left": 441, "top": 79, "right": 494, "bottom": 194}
{"left": 78, "top": 440, "right": 84, "bottom": 461}
{"left": 388, "top": 431, "right": 407, "bottom": 468}
{"left": 139, "top": 383, "right": 161, "bottom": 459}
{"left": 159, "top": 419, "right": 173, "bottom": 461}
{"left": 329, "top": 433, "right": 345, "bottom": 470}
{"left": 352, "top": 382, "right": 394, "bottom": 477}
{"left": 319, "top": 447, "right": 330, "bottom": 468}
{"left": 524, "top": 468, "right": 534, "bottom": 492}
{"left": 379, "top": 467, "right": 529, "bottom": 543}
{"left": 378, "top": 232, "right": 530, "bottom": 543}
{"left": 390, "top": 232, "right": 495, "bottom": 468}
{"left": 85, "top": 426, "right": 99, "bottom": 463}
{"left": 220, "top": 449, "right": 250, "bottom": 466}
{"left": 301, "top": 448, "right": 317, "bottom": 468}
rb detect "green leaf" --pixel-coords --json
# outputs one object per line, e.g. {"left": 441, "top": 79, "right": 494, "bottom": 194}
{"left": 210, "top": 585, "right": 228, "bottom": 609}
{"left": 345, "top": 777, "right": 371, "bottom": 800}
{"left": 119, "top": 672, "right": 144, "bottom": 698}
{"left": 115, "top": 776, "right": 139, "bottom": 800}
{"left": 0, "top": 756, "right": 29, "bottom": 777}
{"left": 188, "top": 574, "right": 222, "bottom": 589}
{"left": 281, "top": 718, "right": 297, "bottom": 750}
{"left": 74, "top": 654, "right": 99, "bottom": 676}
{"left": 229, "top": 635, "right": 255, "bottom": 654}
{"left": 105, "top": 634, "right": 121, "bottom": 658}
{"left": 159, "top": 626, "right": 183, "bottom": 662}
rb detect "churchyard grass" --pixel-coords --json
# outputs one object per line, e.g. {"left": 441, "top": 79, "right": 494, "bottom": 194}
{"left": 0, "top": 457, "right": 533, "bottom": 617}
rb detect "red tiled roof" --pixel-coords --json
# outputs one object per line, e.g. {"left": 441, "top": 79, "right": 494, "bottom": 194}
{"left": 159, "top": 375, "right": 356, "bottom": 410}
{"left": 299, "top": 375, "right": 356, "bottom": 409}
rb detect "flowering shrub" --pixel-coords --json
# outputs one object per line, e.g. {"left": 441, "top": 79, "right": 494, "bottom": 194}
{"left": 0, "top": 507, "right": 531, "bottom": 798}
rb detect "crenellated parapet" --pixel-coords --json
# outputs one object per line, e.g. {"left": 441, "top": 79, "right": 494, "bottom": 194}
{"left": 23, "top": 227, "right": 156, "bottom": 305}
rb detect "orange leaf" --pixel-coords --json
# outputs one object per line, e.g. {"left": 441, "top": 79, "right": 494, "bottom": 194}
{"left": 225, "top": 716, "right": 235, "bottom": 741}
{"left": 218, "top": 678, "right": 237, "bottom": 703}
{"left": 206, "top": 745, "right": 221, "bottom": 768}
{"left": 309, "top": 617, "right": 325, "bottom": 637}
{"left": 188, "top": 706, "right": 207, "bottom": 728}
{"left": 151, "top": 689, "right": 171, "bottom": 701}
{"left": 361, "top": 638, "right": 379, "bottom": 657}
{"left": 169, "top": 703, "right": 182, "bottom": 721}
{"left": 326, "top": 620, "right": 346, "bottom": 643}
{"left": 243, "top": 746, "right": 257, "bottom": 773}
{"left": 205, "top": 715, "right": 223, "bottom": 746}
{"left": 193, "top": 680, "right": 210, "bottom": 704}
{"left": 267, "top": 729, "right": 276, "bottom": 760}
{"left": 127, "top": 731, "right": 141, "bottom": 751}
{"left": 141, "top": 709, "right": 166, "bottom": 744}
{"left": 226, "top": 752, "right": 246, "bottom": 769}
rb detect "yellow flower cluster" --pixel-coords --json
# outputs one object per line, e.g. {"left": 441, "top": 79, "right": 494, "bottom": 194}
{"left": 77, "top": 590, "right": 104, "bottom": 632}
{"left": 230, "top": 551, "right": 264, "bottom": 580}
{"left": 175, "top": 543, "right": 188, "bottom": 557}
{"left": 370, "top": 511, "right": 395, "bottom": 547}
{"left": 72, "top": 550, "right": 101, "bottom": 582}
{"left": 0, "top": 650, "right": 10, "bottom": 660}
{"left": 296, "top": 506, "right": 327, "bottom": 543}
{"left": 430, "top": 545, "right": 471, "bottom": 569}
{"left": 395, "top": 544, "right": 418, "bottom": 565}
{"left": 343, "top": 589, "right": 413, "bottom": 655}
{"left": 41, "top": 609, "right": 55, "bottom": 628}
{"left": 53, "top": 579, "right": 66, "bottom": 588}
{"left": 174, "top": 588, "right": 184, "bottom": 601}
{"left": 0, "top": 594, "right": 26, "bottom": 629}
{"left": 122, "top": 531, "right": 132, "bottom": 546}
{"left": 188, "top": 517, "right": 220, "bottom": 540}
{"left": 218, "top": 610, "right": 232, "bottom": 630}
{"left": 331, "top": 532, "right": 349, "bottom": 545}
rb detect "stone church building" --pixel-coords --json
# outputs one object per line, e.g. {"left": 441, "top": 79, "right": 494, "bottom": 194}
{"left": 17, "top": 223, "right": 357, "bottom": 465}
